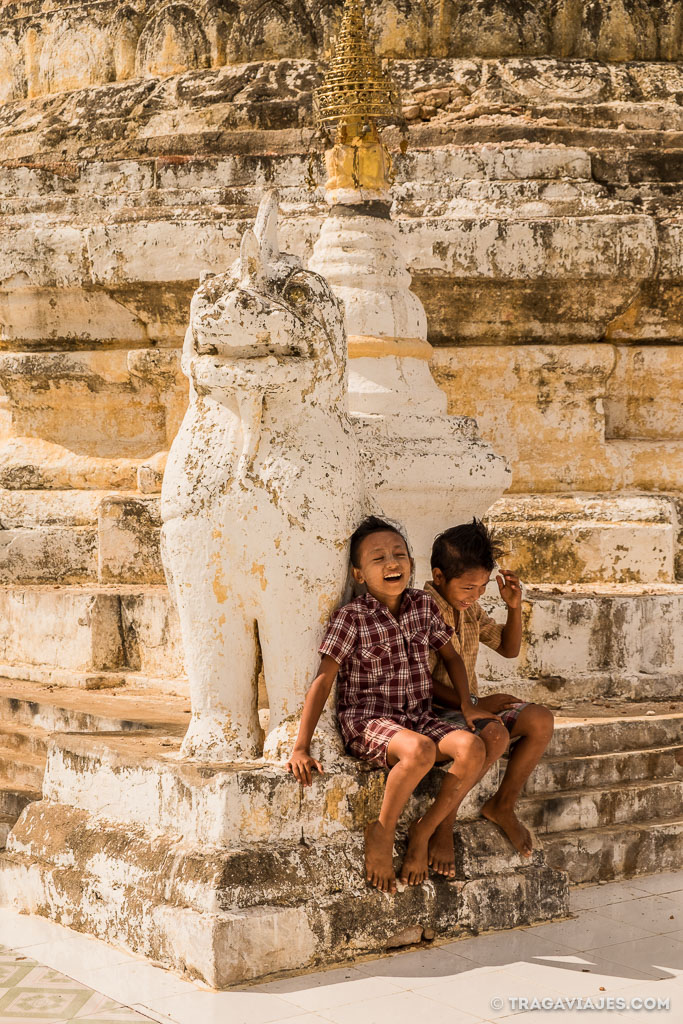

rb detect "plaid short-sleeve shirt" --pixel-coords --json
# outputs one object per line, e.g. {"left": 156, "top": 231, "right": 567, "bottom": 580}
{"left": 319, "top": 588, "right": 453, "bottom": 746}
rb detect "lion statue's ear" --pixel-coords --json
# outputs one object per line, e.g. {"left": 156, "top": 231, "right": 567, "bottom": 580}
{"left": 253, "top": 190, "right": 279, "bottom": 266}
{"left": 239, "top": 228, "right": 263, "bottom": 288}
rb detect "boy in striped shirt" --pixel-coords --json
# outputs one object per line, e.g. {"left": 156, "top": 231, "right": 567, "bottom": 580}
{"left": 427, "top": 520, "right": 555, "bottom": 860}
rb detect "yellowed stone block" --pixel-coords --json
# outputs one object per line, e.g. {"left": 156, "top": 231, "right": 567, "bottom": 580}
{"left": 431, "top": 345, "right": 619, "bottom": 492}
{"left": 98, "top": 495, "right": 164, "bottom": 584}
{"left": 605, "top": 346, "right": 683, "bottom": 440}
{"left": 0, "top": 352, "right": 168, "bottom": 459}
{"left": 616, "top": 440, "right": 683, "bottom": 493}
{"left": 0, "top": 437, "right": 140, "bottom": 491}
{"left": 487, "top": 494, "right": 676, "bottom": 584}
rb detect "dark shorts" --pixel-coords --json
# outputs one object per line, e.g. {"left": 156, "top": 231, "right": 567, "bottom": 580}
{"left": 497, "top": 701, "right": 532, "bottom": 734}
{"left": 346, "top": 713, "right": 463, "bottom": 769}
{"left": 436, "top": 701, "right": 531, "bottom": 745}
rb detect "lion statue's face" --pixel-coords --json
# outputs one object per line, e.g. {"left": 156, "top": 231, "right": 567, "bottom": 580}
{"left": 186, "top": 193, "right": 347, "bottom": 392}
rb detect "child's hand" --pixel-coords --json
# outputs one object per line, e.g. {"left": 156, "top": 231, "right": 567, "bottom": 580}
{"left": 478, "top": 693, "right": 521, "bottom": 714}
{"left": 461, "top": 703, "right": 501, "bottom": 732}
{"left": 285, "top": 749, "right": 323, "bottom": 787}
{"left": 496, "top": 569, "right": 522, "bottom": 609}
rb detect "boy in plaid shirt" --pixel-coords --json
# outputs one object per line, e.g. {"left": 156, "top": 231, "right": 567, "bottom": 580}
{"left": 286, "top": 516, "right": 503, "bottom": 894}
{"left": 427, "top": 520, "right": 555, "bottom": 859}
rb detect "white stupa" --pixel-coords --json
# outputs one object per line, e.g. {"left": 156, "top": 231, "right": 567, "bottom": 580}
{"left": 309, "top": 0, "right": 509, "bottom": 578}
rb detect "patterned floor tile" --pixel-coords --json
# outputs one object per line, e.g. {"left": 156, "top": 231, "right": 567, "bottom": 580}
{"left": 0, "top": 956, "right": 38, "bottom": 969}
{"left": 0, "top": 1017, "right": 66, "bottom": 1024}
{"left": 18, "top": 971, "right": 90, "bottom": 993}
{"left": 0, "top": 962, "right": 36, "bottom": 990}
{"left": 0, "top": 986, "right": 92, "bottom": 1021}
{"left": 73, "top": 993, "right": 154, "bottom": 1023}
{"left": 75, "top": 1012, "right": 153, "bottom": 1023}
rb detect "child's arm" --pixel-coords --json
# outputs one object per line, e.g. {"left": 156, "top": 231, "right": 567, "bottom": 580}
{"left": 496, "top": 569, "right": 522, "bottom": 658}
{"left": 285, "top": 654, "right": 339, "bottom": 787}
{"left": 433, "top": 641, "right": 500, "bottom": 731}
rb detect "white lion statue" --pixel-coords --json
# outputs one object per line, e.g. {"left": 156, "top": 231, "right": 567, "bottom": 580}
{"left": 161, "top": 192, "right": 367, "bottom": 762}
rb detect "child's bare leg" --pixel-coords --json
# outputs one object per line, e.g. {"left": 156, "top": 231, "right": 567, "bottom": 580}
{"left": 429, "top": 720, "right": 508, "bottom": 876}
{"left": 401, "top": 730, "right": 485, "bottom": 884}
{"left": 481, "top": 704, "right": 554, "bottom": 857}
{"left": 366, "top": 730, "right": 436, "bottom": 893}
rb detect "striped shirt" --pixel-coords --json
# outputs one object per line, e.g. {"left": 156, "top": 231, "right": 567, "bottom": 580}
{"left": 424, "top": 581, "right": 503, "bottom": 698}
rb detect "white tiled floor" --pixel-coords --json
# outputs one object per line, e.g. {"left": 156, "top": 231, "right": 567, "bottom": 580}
{"left": 0, "top": 872, "right": 681, "bottom": 1024}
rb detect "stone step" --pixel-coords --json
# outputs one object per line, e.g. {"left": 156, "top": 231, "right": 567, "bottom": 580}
{"left": 38, "top": 730, "right": 498, "bottom": 842}
{"left": 4, "top": 203, "right": 678, "bottom": 351}
{"left": 2, "top": 581, "right": 683, "bottom": 702}
{"left": 394, "top": 181, "right": 622, "bottom": 220}
{"left": 8, "top": 178, "right": 620, "bottom": 223}
{"left": 0, "top": 745, "right": 45, "bottom": 791}
{"left": 0, "top": 780, "right": 41, "bottom": 821}
{"left": 0, "top": 678, "right": 190, "bottom": 735}
{"left": 520, "top": 778, "right": 683, "bottom": 835}
{"left": 5, "top": 801, "right": 548, "bottom": 912}
{"left": 0, "top": 722, "right": 49, "bottom": 759}
{"left": 2, "top": 52, "right": 682, "bottom": 159}
{"left": 9, "top": 488, "right": 679, "bottom": 590}
{"left": 542, "top": 816, "right": 683, "bottom": 885}
{"left": 0, "top": 489, "right": 165, "bottom": 585}
{"left": 0, "top": 436, "right": 147, "bottom": 493}
{"left": 0, "top": 146, "right": 594, "bottom": 204}
{"left": 485, "top": 493, "right": 677, "bottom": 585}
{"left": 0, "top": 526, "right": 98, "bottom": 585}
{"left": 0, "top": 586, "right": 186, "bottom": 690}
{"left": 477, "top": 585, "right": 683, "bottom": 703}
{"left": 526, "top": 744, "right": 683, "bottom": 795}
{"left": 546, "top": 706, "right": 683, "bottom": 758}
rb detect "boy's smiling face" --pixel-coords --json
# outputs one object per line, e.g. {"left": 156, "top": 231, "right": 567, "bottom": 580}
{"left": 432, "top": 566, "right": 491, "bottom": 611}
{"left": 352, "top": 530, "right": 412, "bottom": 605}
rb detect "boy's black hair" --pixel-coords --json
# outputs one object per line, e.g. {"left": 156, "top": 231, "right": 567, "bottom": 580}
{"left": 349, "top": 516, "right": 410, "bottom": 568}
{"left": 431, "top": 518, "right": 504, "bottom": 580}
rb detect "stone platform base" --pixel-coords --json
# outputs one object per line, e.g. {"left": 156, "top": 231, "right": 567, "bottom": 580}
{"left": 0, "top": 805, "right": 567, "bottom": 988}
{"left": 0, "top": 731, "right": 568, "bottom": 987}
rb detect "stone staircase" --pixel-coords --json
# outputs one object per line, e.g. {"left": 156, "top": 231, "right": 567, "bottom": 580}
{"left": 0, "top": 679, "right": 190, "bottom": 846}
{"left": 0, "top": 675, "right": 680, "bottom": 981}
{"left": 1, "top": 677, "right": 680, "bottom": 888}
{"left": 519, "top": 701, "right": 683, "bottom": 884}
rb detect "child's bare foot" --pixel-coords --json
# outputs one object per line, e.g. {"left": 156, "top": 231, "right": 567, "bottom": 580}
{"left": 399, "top": 819, "right": 430, "bottom": 885}
{"left": 364, "top": 821, "right": 397, "bottom": 893}
{"left": 481, "top": 795, "right": 533, "bottom": 857}
{"left": 428, "top": 820, "right": 456, "bottom": 878}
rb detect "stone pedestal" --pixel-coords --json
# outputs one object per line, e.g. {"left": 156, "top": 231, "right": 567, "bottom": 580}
{"left": 0, "top": 730, "right": 568, "bottom": 986}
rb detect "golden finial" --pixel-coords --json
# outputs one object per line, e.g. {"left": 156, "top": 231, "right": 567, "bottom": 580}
{"left": 314, "top": 0, "right": 402, "bottom": 145}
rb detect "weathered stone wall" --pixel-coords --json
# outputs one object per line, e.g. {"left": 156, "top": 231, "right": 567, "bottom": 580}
{"left": 0, "top": 1, "right": 681, "bottom": 693}
{"left": 1, "top": 1, "right": 683, "bottom": 107}
{"left": 1, "top": 56, "right": 680, "bottom": 494}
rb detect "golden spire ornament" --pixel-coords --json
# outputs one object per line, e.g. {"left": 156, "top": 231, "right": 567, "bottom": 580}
{"left": 312, "top": 0, "right": 403, "bottom": 199}
{"left": 314, "top": 0, "right": 402, "bottom": 144}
